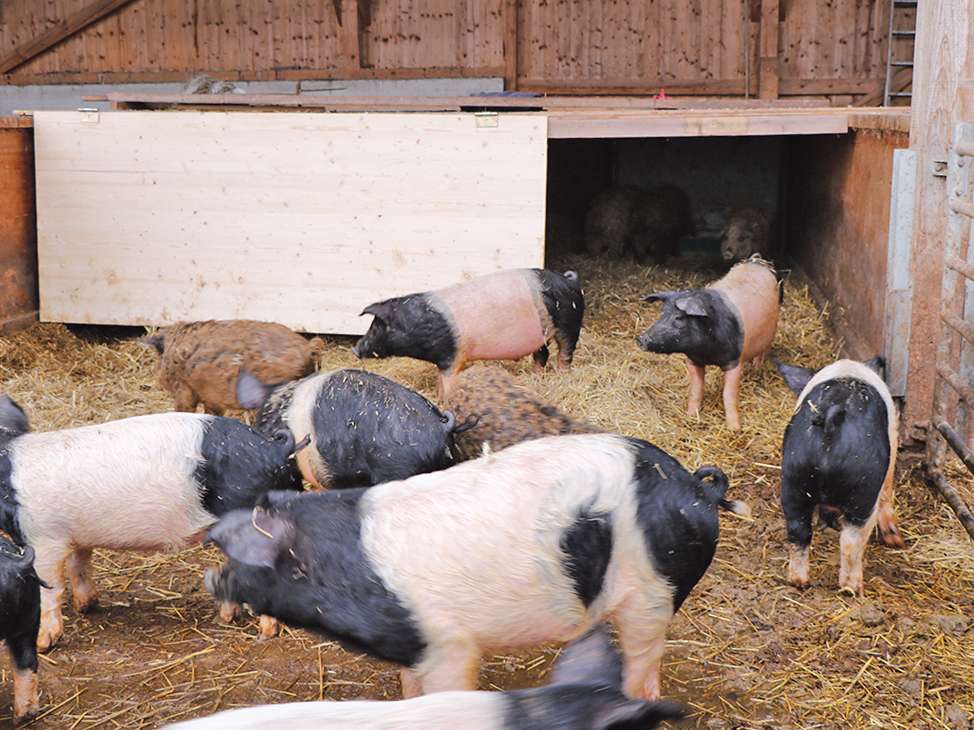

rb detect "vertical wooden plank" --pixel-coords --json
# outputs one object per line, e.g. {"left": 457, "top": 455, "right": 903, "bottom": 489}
{"left": 340, "top": 0, "right": 361, "bottom": 73}
{"left": 503, "top": 0, "right": 517, "bottom": 88}
{"left": 758, "top": 0, "right": 779, "bottom": 99}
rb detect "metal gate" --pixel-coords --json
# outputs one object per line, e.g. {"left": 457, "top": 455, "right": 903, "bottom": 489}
{"left": 926, "top": 122, "right": 974, "bottom": 540}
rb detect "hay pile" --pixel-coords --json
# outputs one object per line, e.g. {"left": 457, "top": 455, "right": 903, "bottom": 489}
{"left": 1, "top": 255, "right": 972, "bottom": 729}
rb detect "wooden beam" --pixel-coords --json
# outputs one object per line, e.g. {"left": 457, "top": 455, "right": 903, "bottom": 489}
{"left": 546, "top": 111, "right": 849, "bottom": 139}
{"left": 339, "top": 0, "right": 361, "bottom": 74}
{"left": 0, "top": 0, "right": 140, "bottom": 75}
{"left": 504, "top": 0, "right": 519, "bottom": 91}
{"left": 518, "top": 78, "right": 749, "bottom": 95}
{"left": 758, "top": 0, "right": 780, "bottom": 100}
{"left": 778, "top": 78, "right": 884, "bottom": 95}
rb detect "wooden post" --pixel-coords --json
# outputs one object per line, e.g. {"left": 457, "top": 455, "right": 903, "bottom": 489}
{"left": 902, "top": 0, "right": 974, "bottom": 441}
{"left": 0, "top": 0, "right": 139, "bottom": 75}
{"left": 339, "top": 0, "right": 362, "bottom": 74}
{"left": 504, "top": 0, "right": 519, "bottom": 91}
{"left": 758, "top": 0, "right": 780, "bottom": 100}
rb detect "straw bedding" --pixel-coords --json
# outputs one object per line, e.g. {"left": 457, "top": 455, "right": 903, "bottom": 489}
{"left": 0, "top": 254, "right": 971, "bottom": 729}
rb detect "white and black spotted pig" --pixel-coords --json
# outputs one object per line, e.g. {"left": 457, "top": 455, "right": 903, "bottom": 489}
{"left": 352, "top": 268, "right": 585, "bottom": 397}
{"left": 162, "top": 625, "right": 684, "bottom": 729}
{"left": 0, "top": 536, "right": 43, "bottom": 725}
{"left": 0, "top": 396, "right": 305, "bottom": 651}
{"left": 236, "top": 368, "right": 465, "bottom": 491}
{"left": 205, "top": 433, "right": 745, "bottom": 701}
{"left": 775, "top": 357, "right": 904, "bottom": 596}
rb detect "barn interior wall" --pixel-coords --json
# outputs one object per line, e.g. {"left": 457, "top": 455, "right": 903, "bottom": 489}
{"left": 0, "top": 122, "right": 37, "bottom": 332}
{"left": 784, "top": 128, "right": 909, "bottom": 362}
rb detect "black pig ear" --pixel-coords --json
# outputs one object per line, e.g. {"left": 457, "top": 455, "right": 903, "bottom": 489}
{"left": 595, "top": 700, "right": 685, "bottom": 729}
{"left": 675, "top": 295, "right": 708, "bottom": 317}
{"left": 774, "top": 358, "right": 816, "bottom": 395}
{"left": 550, "top": 624, "right": 622, "bottom": 688}
{"left": 236, "top": 371, "right": 272, "bottom": 410}
{"left": 208, "top": 507, "right": 297, "bottom": 570}
{"left": 0, "top": 396, "right": 29, "bottom": 435}
{"left": 360, "top": 302, "right": 388, "bottom": 319}
{"left": 641, "top": 291, "right": 677, "bottom": 303}
{"left": 862, "top": 356, "right": 886, "bottom": 377}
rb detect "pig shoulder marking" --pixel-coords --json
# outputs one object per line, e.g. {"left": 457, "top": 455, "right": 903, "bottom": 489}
{"left": 794, "top": 359, "right": 898, "bottom": 479}
{"left": 11, "top": 414, "right": 215, "bottom": 551}
{"left": 708, "top": 260, "right": 779, "bottom": 364}
{"left": 429, "top": 270, "right": 547, "bottom": 364}
{"left": 162, "top": 692, "right": 503, "bottom": 729}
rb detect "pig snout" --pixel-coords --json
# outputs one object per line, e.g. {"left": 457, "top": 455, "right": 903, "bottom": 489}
{"left": 351, "top": 340, "right": 365, "bottom": 358}
{"left": 635, "top": 326, "right": 669, "bottom": 353}
{"left": 721, "top": 246, "right": 736, "bottom": 261}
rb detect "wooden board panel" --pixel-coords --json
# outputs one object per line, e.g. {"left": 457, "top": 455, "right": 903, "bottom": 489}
{"left": 33, "top": 110, "right": 546, "bottom": 334}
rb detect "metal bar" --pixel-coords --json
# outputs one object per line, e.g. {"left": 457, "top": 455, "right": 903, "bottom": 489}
{"left": 891, "top": 30, "right": 916, "bottom": 36}
{"left": 943, "top": 310, "right": 974, "bottom": 347}
{"left": 889, "top": 92, "right": 913, "bottom": 97}
{"left": 938, "top": 365, "right": 974, "bottom": 405}
{"left": 935, "top": 420, "right": 974, "bottom": 475}
{"left": 883, "top": 0, "right": 896, "bottom": 106}
{"left": 890, "top": 62, "right": 914, "bottom": 67}
{"left": 949, "top": 196, "right": 974, "bottom": 218}
{"left": 946, "top": 254, "right": 974, "bottom": 280}
{"left": 926, "top": 469, "right": 974, "bottom": 541}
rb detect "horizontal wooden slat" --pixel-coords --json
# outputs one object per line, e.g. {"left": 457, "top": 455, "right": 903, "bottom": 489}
{"left": 33, "top": 110, "right": 546, "bottom": 334}
{"left": 547, "top": 111, "right": 849, "bottom": 139}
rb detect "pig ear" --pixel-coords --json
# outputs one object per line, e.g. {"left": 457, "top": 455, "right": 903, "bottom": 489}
{"left": 640, "top": 291, "right": 677, "bottom": 303}
{"left": 236, "top": 371, "right": 272, "bottom": 410}
{"left": 360, "top": 302, "right": 388, "bottom": 319}
{"left": 862, "top": 356, "right": 886, "bottom": 377}
{"left": 138, "top": 332, "right": 165, "bottom": 354}
{"left": 207, "top": 507, "right": 297, "bottom": 570}
{"left": 550, "top": 624, "right": 622, "bottom": 688}
{"left": 774, "top": 358, "right": 816, "bottom": 395}
{"left": 674, "top": 295, "right": 708, "bottom": 317}
{"left": 595, "top": 700, "right": 685, "bottom": 730}
{"left": 0, "top": 395, "right": 30, "bottom": 435}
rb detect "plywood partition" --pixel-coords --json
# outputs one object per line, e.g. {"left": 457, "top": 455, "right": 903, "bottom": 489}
{"left": 33, "top": 110, "right": 546, "bottom": 334}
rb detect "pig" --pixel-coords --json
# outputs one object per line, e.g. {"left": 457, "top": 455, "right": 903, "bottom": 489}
{"left": 353, "top": 269, "right": 585, "bottom": 398}
{"left": 629, "top": 185, "right": 693, "bottom": 264}
{"left": 0, "top": 536, "right": 43, "bottom": 725}
{"left": 774, "top": 357, "right": 904, "bottom": 595}
{"left": 161, "top": 625, "right": 685, "bottom": 730}
{"left": 584, "top": 186, "right": 640, "bottom": 257}
{"left": 204, "top": 433, "right": 746, "bottom": 701}
{"left": 440, "top": 364, "right": 601, "bottom": 460}
{"left": 0, "top": 395, "right": 305, "bottom": 651}
{"left": 720, "top": 208, "right": 771, "bottom": 264}
{"left": 236, "top": 368, "right": 465, "bottom": 490}
{"left": 636, "top": 256, "right": 781, "bottom": 431}
{"left": 140, "top": 320, "right": 325, "bottom": 415}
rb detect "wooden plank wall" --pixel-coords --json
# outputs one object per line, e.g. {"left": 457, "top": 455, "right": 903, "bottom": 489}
{"left": 1, "top": 1, "right": 891, "bottom": 102}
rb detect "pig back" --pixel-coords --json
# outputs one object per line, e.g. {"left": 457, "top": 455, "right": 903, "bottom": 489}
{"left": 431, "top": 270, "right": 546, "bottom": 364}
{"left": 709, "top": 261, "right": 779, "bottom": 363}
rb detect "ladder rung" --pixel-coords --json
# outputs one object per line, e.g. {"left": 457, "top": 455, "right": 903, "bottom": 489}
{"left": 891, "top": 61, "right": 914, "bottom": 67}
{"left": 892, "top": 30, "right": 916, "bottom": 36}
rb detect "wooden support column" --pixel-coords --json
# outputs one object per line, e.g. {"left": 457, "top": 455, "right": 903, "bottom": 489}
{"left": 758, "top": 0, "right": 780, "bottom": 100}
{"left": 504, "top": 0, "right": 519, "bottom": 91}
{"left": 339, "top": 0, "right": 362, "bottom": 73}
{"left": 0, "top": 0, "right": 139, "bottom": 75}
{"left": 902, "top": 0, "right": 974, "bottom": 441}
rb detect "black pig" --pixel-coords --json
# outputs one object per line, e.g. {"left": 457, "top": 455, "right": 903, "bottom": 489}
{"left": 0, "top": 537, "right": 43, "bottom": 724}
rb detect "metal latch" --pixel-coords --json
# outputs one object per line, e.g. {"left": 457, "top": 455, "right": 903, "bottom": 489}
{"left": 932, "top": 158, "right": 948, "bottom": 177}
{"left": 474, "top": 111, "right": 498, "bottom": 129}
{"left": 78, "top": 107, "right": 100, "bottom": 124}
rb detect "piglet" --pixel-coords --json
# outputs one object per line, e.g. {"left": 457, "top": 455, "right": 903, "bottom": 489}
{"left": 441, "top": 364, "right": 601, "bottom": 460}
{"left": 720, "top": 208, "right": 771, "bottom": 263}
{"left": 237, "top": 368, "right": 464, "bottom": 490}
{"left": 141, "top": 320, "right": 324, "bottom": 414}
{"left": 629, "top": 184, "right": 693, "bottom": 264}
{"left": 353, "top": 269, "right": 584, "bottom": 397}
{"left": 775, "top": 357, "right": 904, "bottom": 595}
{"left": 636, "top": 256, "right": 780, "bottom": 430}
{"left": 162, "top": 625, "right": 684, "bottom": 729}
{"left": 0, "top": 396, "right": 305, "bottom": 651}
{"left": 585, "top": 186, "right": 640, "bottom": 257}
{"left": 205, "top": 433, "right": 745, "bottom": 701}
{"left": 0, "top": 536, "right": 43, "bottom": 725}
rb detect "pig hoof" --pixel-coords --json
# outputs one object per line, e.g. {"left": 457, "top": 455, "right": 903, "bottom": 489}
{"left": 787, "top": 574, "right": 810, "bottom": 590}
{"left": 36, "top": 627, "right": 62, "bottom": 653}
{"left": 879, "top": 526, "right": 905, "bottom": 549}
{"left": 72, "top": 593, "right": 99, "bottom": 614}
{"left": 218, "top": 601, "right": 240, "bottom": 623}
{"left": 838, "top": 583, "right": 862, "bottom": 598}
{"left": 258, "top": 615, "right": 280, "bottom": 640}
{"left": 13, "top": 707, "right": 40, "bottom": 727}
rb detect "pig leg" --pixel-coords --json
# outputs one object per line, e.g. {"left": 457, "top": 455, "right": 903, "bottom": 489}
{"left": 8, "top": 632, "right": 40, "bottom": 723}
{"left": 721, "top": 364, "right": 743, "bottom": 431}
{"left": 686, "top": 361, "right": 706, "bottom": 417}
{"left": 258, "top": 615, "right": 279, "bottom": 639}
{"left": 66, "top": 548, "right": 98, "bottom": 614}
{"left": 875, "top": 470, "right": 904, "bottom": 548}
{"left": 412, "top": 639, "right": 481, "bottom": 695}
{"left": 400, "top": 668, "right": 423, "bottom": 699}
{"left": 783, "top": 495, "right": 814, "bottom": 588}
{"left": 33, "top": 540, "right": 70, "bottom": 652}
{"left": 554, "top": 327, "right": 580, "bottom": 370}
{"left": 839, "top": 521, "right": 873, "bottom": 596}
{"left": 532, "top": 344, "right": 550, "bottom": 372}
{"left": 614, "top": 592, "right": 672, "bottom": 701}
{"left": 172, "top": 384, "right": 199, "bottom": 413}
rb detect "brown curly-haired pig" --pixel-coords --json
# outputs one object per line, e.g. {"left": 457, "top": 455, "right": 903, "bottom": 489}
{"left": 140, "top": 320, "right": 324, "bottom": 414}
{"left": 441, "top": 364, "right": 601, "bottom": 460}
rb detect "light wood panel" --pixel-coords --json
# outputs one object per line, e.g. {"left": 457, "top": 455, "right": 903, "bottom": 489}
{"left": 33, "top": 110, "right": 546, "bottom": 334}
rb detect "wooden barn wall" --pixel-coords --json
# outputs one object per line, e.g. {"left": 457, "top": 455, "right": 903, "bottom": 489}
{"left": 1, "top": 1, "right": 890, "bottom": 100}
{"left": 0, "top": 119, "right": 37, "bottom": 333}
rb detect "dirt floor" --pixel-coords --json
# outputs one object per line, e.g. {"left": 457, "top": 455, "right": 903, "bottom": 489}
{"left": 1, "top": 255, "right": 972, "bottom": 729}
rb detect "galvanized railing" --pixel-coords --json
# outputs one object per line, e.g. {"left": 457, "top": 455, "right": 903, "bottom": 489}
{"left": 926, "top": 123, "right": 974, "bottom": 540}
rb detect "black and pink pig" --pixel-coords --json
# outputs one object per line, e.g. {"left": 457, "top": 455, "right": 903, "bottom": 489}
{"left": 353, "top": 268, "right": 584, "bottom": 397}
{"left": 775, "top": 357, "right": 904, "bottom": 595}
{"left": 204, "top": 433, "right": 745, "bottom": 701}
{"left": 0, "top": 535, "right": 43, "bottom": 724}
{"left": 636, "top": 256, "right": 780, "bottom": 430}
{"left": 0, "top": 395, "right": 305, "bottom": 651}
